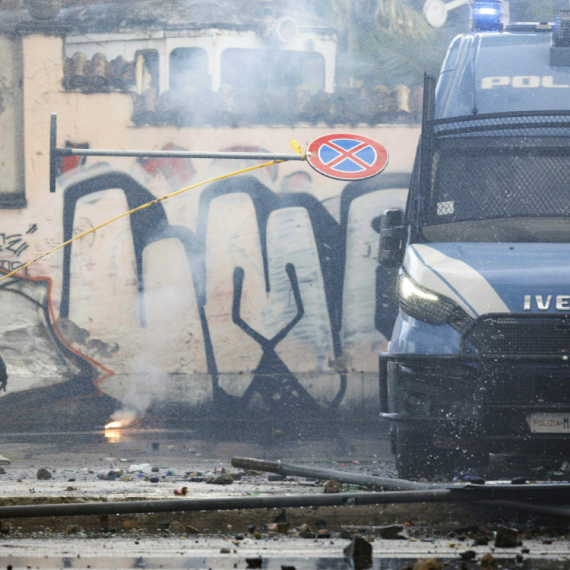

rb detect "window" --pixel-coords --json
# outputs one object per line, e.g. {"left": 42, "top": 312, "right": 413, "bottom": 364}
{"left": 220, "top": 49, "right": 325, "bottom": 95}
{"left": 169, "top": 48, "right": 209, "bottom": 91}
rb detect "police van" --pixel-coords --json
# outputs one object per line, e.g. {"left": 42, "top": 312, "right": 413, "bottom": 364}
{"left": 378, "top": 2, "right": 570, "bottom": 478}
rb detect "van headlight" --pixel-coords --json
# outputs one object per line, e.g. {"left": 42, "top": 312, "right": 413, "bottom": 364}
{"left": 399, "top": 272, "right": 469, "bottom": 328}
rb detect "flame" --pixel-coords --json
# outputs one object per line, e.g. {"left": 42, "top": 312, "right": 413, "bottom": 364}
{"left": 105, "top": 421, "right": 123, "bottom": 429}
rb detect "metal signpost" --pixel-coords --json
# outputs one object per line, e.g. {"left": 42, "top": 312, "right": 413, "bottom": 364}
{"left": 49, "top": 114, "right": 389, "bottom": 192}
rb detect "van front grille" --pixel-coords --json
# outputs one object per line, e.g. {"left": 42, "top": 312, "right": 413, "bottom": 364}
{"left": 463, "top": 316, "right": 570, "bottom": 355}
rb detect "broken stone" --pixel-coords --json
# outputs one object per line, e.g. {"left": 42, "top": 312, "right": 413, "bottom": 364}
{"left": 460, "top": 550, "right": 476, "bottom": 560}
{"left": 245, "top": 557, "right": 262, "bottom": 569}
{"left": 149, "top": 477, "right": 159, "bottom": 483}
{"left": 169, "top": 521, "right": 186, "bottom": 534}
{"left": 343, "top": 536, "right": 372, "bottom": 570}
{"left": 186, "top": 525, "right": 200, "bottom": 534}
{"left": 151, "top": 467, "right": 160, "bottom": 472}
{"left": 220, "top": 547, "right": 231, "bottom": 554}
{"left": 324, "top": 479, "right": 341, "bottom": 493}
{"left": 480, "top": 553, "right": 496, "bottom": 567}
{"left": 37, "top": 468, "right": 52, "bottom": 480}
{"left": 247, "top": 524, "right": 256, "bottom": 534}
{"left": 317, "top": 529, "right": 331, "bottom": 539}
{"left": 206, "top": 473, "right": 233, "bottom": 485}
{"left": 378, "top": 524, "right": 405, "bottom": 539}
{"left": 494, "top": 526, "right": 518, "bottom": 548}
{"left": 0, "top": 456, "right": 11, "bottom": 466}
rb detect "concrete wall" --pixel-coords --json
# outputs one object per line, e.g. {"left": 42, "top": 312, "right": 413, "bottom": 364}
{"left": 0, "top": 29, "right": 420, "bottom": 426}
{"left": 0, "top": 33, "right": 24, "bottom": 205}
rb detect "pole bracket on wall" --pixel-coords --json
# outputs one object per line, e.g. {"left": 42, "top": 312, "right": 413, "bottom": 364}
{"left": 49, "top": 112, "right": 305, "bottom": 193}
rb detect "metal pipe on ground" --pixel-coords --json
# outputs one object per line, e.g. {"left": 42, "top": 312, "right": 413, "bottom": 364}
{"left": 0, "top": 487, "right": 567, "bottom": 519}
{"left": 231, "top": 457, "right": 434, "bottom": 491}
{"left": 231, "top": 457, "right": 570, "bottom": 504}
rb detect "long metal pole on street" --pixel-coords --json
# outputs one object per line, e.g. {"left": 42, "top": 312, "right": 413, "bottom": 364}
{"left": 0, "top": 487, "right": 567, "bottom": 519}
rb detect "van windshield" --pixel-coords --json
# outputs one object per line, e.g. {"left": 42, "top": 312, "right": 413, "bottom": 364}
{"left": 421, "top": 136, "right": 570, "bottom": 242}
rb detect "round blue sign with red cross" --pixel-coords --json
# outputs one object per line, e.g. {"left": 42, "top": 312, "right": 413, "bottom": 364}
{"left": 306, "top": 134, "right": 389, "bottom": 181}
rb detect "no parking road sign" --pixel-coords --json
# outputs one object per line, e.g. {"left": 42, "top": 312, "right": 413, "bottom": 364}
{"left": 306, "top": 134, "right": 388, "bottom": 181}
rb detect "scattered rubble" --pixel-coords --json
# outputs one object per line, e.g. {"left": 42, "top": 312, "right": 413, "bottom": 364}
{"left": 205, "top": 473, "right": 234, "bottom": 485}
{"left": 494, "top": 526, "right": 519, "bottom": 548}
{"left": 378, "top": 524, "right": 405, "bottom": 539}
{"left": 97, "top": 470, "right": 121, "bottom": 480}
{"left": 324, "top": 479, "right": 341, "bottom": 493}
{"left": 36, "top": 468, "right": 52, "bottom": 480}
{"left": 343, "top": 536, "right": 373, "bottom": 570}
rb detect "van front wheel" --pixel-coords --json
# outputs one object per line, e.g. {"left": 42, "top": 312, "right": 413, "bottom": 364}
{"left": 395, "top": 429, "right": 453, "bottom": 480}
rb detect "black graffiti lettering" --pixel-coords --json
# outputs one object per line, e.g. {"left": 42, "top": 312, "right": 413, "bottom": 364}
{"left": 0, "top": 260, "right": 24, "bottom": 271}
{"left": 0, "top": 234, "right": 30, "bottom": 258}
{"left": 53, "top": 168, "right": 410, "bottom": 414}
{"left": 232, "top": 264, "right": 319, "bottom": 412}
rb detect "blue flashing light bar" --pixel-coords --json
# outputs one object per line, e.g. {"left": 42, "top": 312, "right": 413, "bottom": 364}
{"left": 471, "top": 0, "right": 503, "bottom": 32}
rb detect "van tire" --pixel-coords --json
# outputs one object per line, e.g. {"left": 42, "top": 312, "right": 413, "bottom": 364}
{"left": 395, "top": 429, "right": 453, "bottom": 480}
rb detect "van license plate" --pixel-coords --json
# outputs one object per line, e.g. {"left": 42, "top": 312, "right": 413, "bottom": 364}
{"left": 527, "top": 413, "right": 570, "bottom": 433}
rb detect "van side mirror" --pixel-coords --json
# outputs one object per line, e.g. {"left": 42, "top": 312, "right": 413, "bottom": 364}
{"left": 378, "top": 208, "right": 406, "bottom": 267}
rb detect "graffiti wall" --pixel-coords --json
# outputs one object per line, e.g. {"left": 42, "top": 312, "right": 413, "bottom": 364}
{"left": 0, "top": 31, "right": 419, "bottom": 428}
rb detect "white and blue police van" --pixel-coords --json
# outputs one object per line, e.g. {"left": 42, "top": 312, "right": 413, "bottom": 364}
{"left": 378, "top": 1, "right": 570, "bottom": 479}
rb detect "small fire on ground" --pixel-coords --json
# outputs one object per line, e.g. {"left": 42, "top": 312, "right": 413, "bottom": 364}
{"left": 104, "top": 421, "right": 123, "bottom": 429}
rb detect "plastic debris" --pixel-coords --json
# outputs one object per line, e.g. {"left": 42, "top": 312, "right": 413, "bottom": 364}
{"left": 97, "top": 470, "right": 121, "bottom": 480}
{"left": 128, "top": 464, "right": 152, "bottom": 474}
